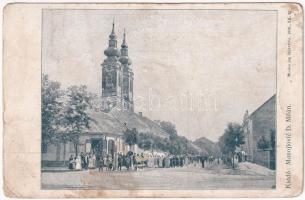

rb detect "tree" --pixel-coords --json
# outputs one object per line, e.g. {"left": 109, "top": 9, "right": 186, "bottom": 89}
{"left": 218, "top": 123, "right": 245, "bottom": 168}
{"left": 159, "top": 121, "right": 178, "bottom": 139}
{"left": 41, "top": 74, "right": 63, "bottom": 152}
{"left": 123, "top": 128, "right": 138, "bottom": 150}
{"left": 137, "top": 132, "right": 153, "bottom": 151}
{"left": 90, "top": 93, "right": 103, "bottom": 111}
{"left": 63, "top": 85, "right": 92, "bottom": 156}
{"left": 257, "top": 135, "right": 270, "bottom": 150}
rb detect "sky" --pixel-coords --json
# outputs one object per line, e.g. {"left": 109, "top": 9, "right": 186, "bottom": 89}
{"left": 42, "top": 9, "right": 276, "bottom": 142}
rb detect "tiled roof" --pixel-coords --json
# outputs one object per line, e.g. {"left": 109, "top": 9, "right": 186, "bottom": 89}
{"left": 109, "top": 108, "right": 169, "bottom": 138}
{"left": 84, "top": 110, "right": 124, "bottom": 135}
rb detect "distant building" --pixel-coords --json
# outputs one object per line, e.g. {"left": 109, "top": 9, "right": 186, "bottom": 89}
{"left": 242, "top": 95, "right": 276, "bottom": 169}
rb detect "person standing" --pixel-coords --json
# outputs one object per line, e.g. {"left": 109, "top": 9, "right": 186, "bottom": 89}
{"left": 106, "top": 155, "right": 109, "bottom": 171}
{"left": 98, "top": 156, "right": 104, "bottom": 172}
{"left": 200, "top": 156, "right": 205, "bottom": 168}
{"left": 68, "top": 155, "right": 74, "bottom": 170}
{"left": 80, "top": 152, "right": 85, "bottom": 169}
{"left": 133, "top": 154, "right": 138, "bottom": 171}
{"left": 85, "top": 153, "right": 89, "bottom": 170}
{"left": 118, "top": 154, "right": 122, "bottom": 171}
{"left": 113, "top": 153, "right": 118, "bottom": 171}
{"left": 75, "top": 155, "right": 82, "bottom": 170}
{"left": 92, "top": 153, "right": 96, "bottom": 168}
{"left": 88, "top": 155, "right": 94, "bottom": 169}
{"left": 72, "top": 156, "right": 76, "bottom": 169}
{"left": 109, "top": 155, "right": 113, "bottom": 171}
{"left": 125, "top": 155, "right": 130, "bottom": 170}
{"left": 103, "top": 155, "right": 108, "bottom": 171}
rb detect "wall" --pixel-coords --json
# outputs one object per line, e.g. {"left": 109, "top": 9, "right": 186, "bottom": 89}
{"left": 249, "top": 95, "right": 276, "bottom": 169}
{"left": 253, "top": 149, "right": 271, "bottom": 168}
{"left": 41, "top": 133, "right": 126, "bottom": 168}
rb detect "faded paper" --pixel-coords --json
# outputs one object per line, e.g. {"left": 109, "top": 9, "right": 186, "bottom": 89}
{"left": 2, "top": 2, "right": 303, "bottom": 198}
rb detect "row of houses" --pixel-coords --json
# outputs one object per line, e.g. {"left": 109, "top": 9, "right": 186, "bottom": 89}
{"left": 42, "top": 109, "right": 169, "bottom": 167}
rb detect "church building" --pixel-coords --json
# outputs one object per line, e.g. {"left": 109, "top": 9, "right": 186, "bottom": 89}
{"left": 42, "top": 22, "right": 168, "bottom": 168}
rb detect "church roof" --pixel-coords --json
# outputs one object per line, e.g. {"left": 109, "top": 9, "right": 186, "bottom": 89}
{"left": 84, "top": 109, "right": 170, "bottom": 139}
{"left": 109, "top": 108, "right": 169, "bottom": 139}
{"left": 84, "top": 110, "right": 125, "bottom": 135}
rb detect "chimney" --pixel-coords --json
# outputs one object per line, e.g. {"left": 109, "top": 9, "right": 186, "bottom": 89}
{"left": 139, "top": 112, "right": 142, "bottom": 117}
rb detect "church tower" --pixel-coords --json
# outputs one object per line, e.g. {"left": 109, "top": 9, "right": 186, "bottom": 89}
{"left": 101, "top": 23, "right": 134, "bottom": 112}
{"left": 101, "top": 21, "right": 123, "bottom": 110}
{"left": 119, "top": 29, "right": 134, "bottom": 111}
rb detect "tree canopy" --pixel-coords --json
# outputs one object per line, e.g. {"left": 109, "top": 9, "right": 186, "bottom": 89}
{"left": 42, "top": 74, "right": 93, "bottom": 156}
{"left": 218, "top": 122, "right": 245, "bottom": 155}
{"left": 123, "top": 128, "right": 138, "bottom": 147}
{"left": 41, "top": 74, "right": 63, "bottom": 150}
{"left": 135, "top": 121, "right": 200, "bottom": 155}
{"left": 62, "top": 85, "right": 92, "bottom": 155}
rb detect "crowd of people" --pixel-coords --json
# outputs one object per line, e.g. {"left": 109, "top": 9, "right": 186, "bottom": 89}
{"left": 68, "top": 151, "right": 222, "bottom": 172}
{"left": 68, "top": 152, "right": 97, "bottom": 170}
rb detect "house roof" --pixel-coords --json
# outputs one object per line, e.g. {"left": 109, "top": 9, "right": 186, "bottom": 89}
{"left": 250, "top": 94, "right": 276, "bottom": 118}
{"left": 109, "top": 108, "right": 169, "bottom": 138}
{"left": 84, "top": 109, "right": 169, "bottom": 139}
{"left": 84, "top": 110, "right": 125, "bottom": 135}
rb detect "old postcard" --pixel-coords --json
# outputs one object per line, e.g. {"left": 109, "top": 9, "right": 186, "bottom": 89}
{"left": 2, "top": 2, "right": 303, "bottom": 198}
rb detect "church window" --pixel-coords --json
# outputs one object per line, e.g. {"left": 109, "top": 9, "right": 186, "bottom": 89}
{"left": 119, "top": 73, "right": 122, "bottom": 85}
{"left": 130, "top": 80, "right": 133, "bottom": 92}
{"left": 105, "top": 74, "right": 113, "bottom": 89}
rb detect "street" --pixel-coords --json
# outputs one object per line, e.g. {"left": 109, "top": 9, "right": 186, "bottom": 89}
{"left": 41, "top": 162, "right": 275, "bottom": 189}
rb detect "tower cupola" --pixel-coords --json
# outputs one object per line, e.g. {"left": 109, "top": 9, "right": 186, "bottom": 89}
{"left": 119, "top": 29, "right": 132, "bottom": 66}
{"left": 104, "top": 21, "right": 120, "bottom": 57}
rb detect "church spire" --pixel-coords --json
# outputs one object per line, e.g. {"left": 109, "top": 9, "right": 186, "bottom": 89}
{"left": 111, "top": 19, "right": 115, "bottom": 35}
{"left": 104, "top": 21, "right": 119, "bottom": 57}
{"left": 121, "top": 28, "right": 128, "bottom": 48}
{"left": 109, "top": 19, "right": 117, "bottom": 43}
{"left": 119, "top": 29, "right": 132, "bottom": 65}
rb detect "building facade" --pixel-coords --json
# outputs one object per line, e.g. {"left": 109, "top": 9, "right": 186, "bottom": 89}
{"left": 101, "top": 22, "right": 134, "bottom": 111}
{"left": 242, "top": 95, "right": 276, "bottom": 169}
{"left": 42, "top": 111, "right": 128, "bottom": 167}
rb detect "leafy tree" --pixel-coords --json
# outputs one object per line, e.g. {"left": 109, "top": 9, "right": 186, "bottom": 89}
{"left": 219, "top": 123, "right": 245, "bottom": 154}
{"left": 62, "top": 85, "right": 92, "bottom": 156}
{"left": 90, "top": 93, "right": 103, "bottom": 111}
{"left": 123, "top": 128, "right": 138, "bottom": 150}
{"left": 137, "top": 132, "right": 153, "bottom": 150}
{"left": 158, "top": 121, "right": 178, "bottom": 139}
{"left": 41, "top": 74, "right": 63, "bottom": 152}
{"left": 138, "top": 135, "right": 152, "bottom": 150}
{"left": 257, "top": 135, "right": 270, "bottom": 150}
{"left": 219, "top": 122, "right": 245, "bottom": 168}
{"left": 137, "top": 120, "right": 200, "bottom": 155}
